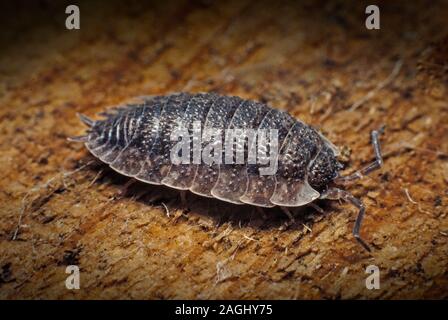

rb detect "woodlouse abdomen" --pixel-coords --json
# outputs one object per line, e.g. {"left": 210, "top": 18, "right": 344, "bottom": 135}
{"left": 71, "top": 92, "right": 384, "bottom": 251}
{"left": 75, "top": 92, "right": 342, "bottom": 208}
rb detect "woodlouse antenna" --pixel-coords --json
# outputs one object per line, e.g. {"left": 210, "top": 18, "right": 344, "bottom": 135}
{"left": 323, "top": 127, "right": 385, "bottom": 251}
{"left": 334, "top": 127, "right": 384, "bottom": 184}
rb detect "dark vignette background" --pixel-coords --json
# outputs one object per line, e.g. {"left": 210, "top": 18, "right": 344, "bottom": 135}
{"left": 0, "top": 0, "right": 447, "bottom": 299}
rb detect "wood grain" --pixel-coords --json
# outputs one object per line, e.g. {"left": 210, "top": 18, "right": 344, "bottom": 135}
{"left": 0, "top": 0, "right": 447, "bottom": 299}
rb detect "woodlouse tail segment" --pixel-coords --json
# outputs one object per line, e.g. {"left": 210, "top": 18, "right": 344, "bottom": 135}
{"left": 320, "top": 188, "right": 371, "bottom": 252}
{"left": 334, "top": 127, "right": 384, "bottom": 184}
{"left": 77, "top": 113, "right": 95, "bottom": 127}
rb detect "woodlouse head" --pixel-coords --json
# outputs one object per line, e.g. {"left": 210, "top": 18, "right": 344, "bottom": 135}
{"left": 308, "top": 147, "right": 344, "bottom": 190}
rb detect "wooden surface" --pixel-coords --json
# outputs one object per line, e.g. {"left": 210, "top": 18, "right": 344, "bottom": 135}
{"left": 0, "top": 0, "right": 447, "bottom": 299}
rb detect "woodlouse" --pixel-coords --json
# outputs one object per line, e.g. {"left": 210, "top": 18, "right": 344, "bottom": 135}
{"left": 70, "top": 92, "right": 384, "bottom": 251}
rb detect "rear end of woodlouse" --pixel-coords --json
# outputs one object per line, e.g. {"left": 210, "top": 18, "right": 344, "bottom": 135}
{"left": 70, "top": 92, "right": 384, "bottom": 251}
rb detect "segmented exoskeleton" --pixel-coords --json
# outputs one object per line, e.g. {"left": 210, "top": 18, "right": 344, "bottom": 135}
{"left": 70, "top": 92, "right": 384, "bottom": 251}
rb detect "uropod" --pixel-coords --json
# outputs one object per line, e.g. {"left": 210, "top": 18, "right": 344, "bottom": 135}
{"left": 69, "top": 92, "right": 384, "bottom": 251}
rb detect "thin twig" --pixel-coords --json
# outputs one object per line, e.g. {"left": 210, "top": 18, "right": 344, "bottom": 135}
{"left": 403, "top": 188, "right": 432, "bottom": 215}
{"left": 302, "top": 223, "right": 312, "bottom": 233}
{"left": 88, "top": 169, "right": 104, "bottom": 187}
{"left": 383, "top": 141, "right": 448, "bottom": 159}
{"left": 350, "top": 60, "right": 403, "bottom": 111}
{"left": 161, "top": 202, "right": 170, "bottom": 217}
{"left": 403, "top": 188, "right": 418, "bottom": 204}
{"left": 243, "top": 234, "right": 258, "bottom": 242}
{"left": 12, "top": 161, "right": 94, "bottom": 240}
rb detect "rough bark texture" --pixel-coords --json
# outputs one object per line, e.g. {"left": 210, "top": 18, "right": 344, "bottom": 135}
{"left": 0, "top": 0, "right": 447, "bottom": 299}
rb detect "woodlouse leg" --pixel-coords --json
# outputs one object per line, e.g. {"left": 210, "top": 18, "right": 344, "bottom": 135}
{"left": 118, "top": 178, "right": 138, "bottom": 197}
{"left": 320, "top": 188, "right": 371, "bottom": 252}
{"left": 307, "top": 202, "right": 325, "bottom": 214}
{"left": 335, "top": 128, "right": 384, "bottom": 184}
{"left": 179, "top": 191, "right": 188, "bottom": 210}
{"left": 279, "top": 207, "right": 296, "bottom": 230}
{"left": 256, "top": 207, "right": 268, "bottom": 220}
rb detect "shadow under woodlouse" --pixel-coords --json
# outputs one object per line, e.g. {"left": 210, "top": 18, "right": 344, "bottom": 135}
{"left": 83, "top": 156, "right": 331, "bottom": 237}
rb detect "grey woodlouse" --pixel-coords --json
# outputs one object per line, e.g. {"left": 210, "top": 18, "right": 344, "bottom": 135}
{"left": 70, "top": 92, "right": 384, "bottom": 251}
